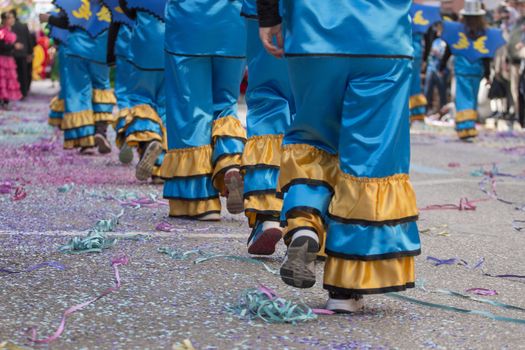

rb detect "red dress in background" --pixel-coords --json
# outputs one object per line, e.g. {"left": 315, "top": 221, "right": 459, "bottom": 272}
{"left": 0, "top": 26, "right": 22, "bottom": 101}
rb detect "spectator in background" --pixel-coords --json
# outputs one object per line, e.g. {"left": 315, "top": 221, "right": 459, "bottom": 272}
{"left": 424, "top": 22, "right": 448, "bottom": 114}
{"left": 507, "top": 0, "right": 525, "bottom": 125}
{"left": 0, "top": 11, "right": 23, "bottom": 108}
{"left": 9, "top": 9, "right": 34, "bottom": 99}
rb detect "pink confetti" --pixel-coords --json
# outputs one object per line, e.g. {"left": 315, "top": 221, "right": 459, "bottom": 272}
{"left": 12, "top": 187, "right": 26, "bottom": 201}
{"left": 448, "top": 162, "right": 461, "bottom": 168}
{"left": 312, "top": 309, "right": 336, "bottom": 315}
{"left": 0, "top": 181, "right": 14, "bottom": 194}
{"left": 29, "top": 256, "right": 129, "bottom": 344}
{"left": 466, "top": 288, "right": 498, "bottom": 296}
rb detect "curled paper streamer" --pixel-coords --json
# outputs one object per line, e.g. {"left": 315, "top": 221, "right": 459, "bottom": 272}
{"left": 466, "top": 288, "right": 498, "bottom": 296}
{"left": 0, "top": 261, "right": 66, "bottom": 274}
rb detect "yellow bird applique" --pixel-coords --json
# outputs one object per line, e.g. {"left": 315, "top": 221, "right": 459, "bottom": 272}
{"left": 453, "top": 32, "right": 470, "bottom": 50}
{"left": 97, "top": 6, "right": 111, "bottom": 23}
{"left": 115, "top": 6, "right": 124, "bottom": 14}
{"left": 473, "top": 36, "right": 489, "bottom": 54}
{"left": 413, "top": 10, "right": 429, "bottom": 26}
{"left": 72, "top": 0, "right": 92, "bottom": 20}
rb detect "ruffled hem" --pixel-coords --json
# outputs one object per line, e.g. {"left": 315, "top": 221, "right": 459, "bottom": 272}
{"left": 323, "top": 255, "right": 415, "bottom": 295}
{"left": 455, "top": 109, "right": 477, "bottom": 123}
{"left": 241, "top": 134, "right": 283, "bottom": 169}
{"left": 168, "top": 197, "right": 221, "bottom": 218}
{"left": 212, "top": 154, "right": 242, "bottom": 193}
{"left": 0, "top": 89, "right": 22, "bottom": 101}
{"left": 49, "top": 96, "right": 65, "bottom": 113}
{"left": 244, "top": 193, "right": 282, "bottom": 227}
{"left": 409, "top": 94, "right": 427, "bottom": 109}
{"left": 61, "top": 110, "right": 94, "bottom": 130}
{"left": 94, "top": 112, "right": 115, "bottom": 123}
{"left": 160, "top": 145, "right": 213, "bottom": 178}
{"left": 278, "top": 144, "right": 338, "bottom": 194}
{"left": 457, "top": 128, "right": 478, "bottom": 139}
{"left": 212, "top": 115, "right": 247, "bottom": 142}
{"left": 64, "top": 135, "right": 95, "bottom": 149}
{"left": 92, "top": 89, "right": 117, "bottom": 104}
{"left": 328, "top": 173, "right": 418, "bottom": 225}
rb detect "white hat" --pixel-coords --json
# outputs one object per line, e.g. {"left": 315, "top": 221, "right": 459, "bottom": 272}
{"left": 460, "top": 0, "right": 486, "bottom": 16}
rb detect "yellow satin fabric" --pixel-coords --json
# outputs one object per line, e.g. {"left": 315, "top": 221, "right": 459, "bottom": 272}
{"left": 329, "top": 173, "right": 418, "bottom": 222}
{"left": 324, "top": 255, "right": 415, "bottom": 292}
{"left": 278, "top": 144, "right": 339, "bottom": 192}
{"left": 212, "top": 154, "right": 243, "bottom": 193}
{"left": 93, "top": 112, "right": 115, "bottom": 123}
{"left": 64, "top": 135, "right": 95, "bottom": 149}
{"left": 212, "top": 115, "right": 247, "bottom": 142}
{"left": 285, "top": 212, "right": 327, "bottom": 257}
{"left": 457, "top": 128, "right": 478, "bottom": 139}
{"left": 455, "top": 109, "right": 477, "bottom": 123}
{"left": 48, "top": 118, "right": 62, "bottom": 128}
{"left": 410, "top": 114, "right": 425, "bottom": 122}
{"left": 49, "top": 96, "right": 65, "bottom": 112}
{"left": 409, "top": 94, "right": 427, "bottom": 109}
{"left": 242, "top": 134, "right": 283, "bottom": 168}
{"left": 127, "top": 131, "right": 164, "bottom": 148}
{"left": 244, "top": 193, "right": 283, "bottom": 227}
{"left": 160, "top": 145, "right": 213, "bottom": 178}
{"left": 61, "top": 110, "right": 94, "bottom": 129}
{"left": 168, "top": 197, "right": 221, "bottom": 218}
{"left": 130, "top": 104, "right": 163, "bottom": 125}
{"left": 92, "top": 89, "right": 117, "bottom": 104}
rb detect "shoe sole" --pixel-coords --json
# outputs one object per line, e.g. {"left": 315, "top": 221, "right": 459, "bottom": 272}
{"left": 136, "top": 142, "right": 163, "bottom": 181}
{"left": 225, "top": 172, "right": 244, "bottom": 214}
{"left": 247, "top": 228, "right": 282, "bottom": 256}
{"left": 280, "top": 236, "right": 319, "bottom": 289}
{"left": 119, "top": 144, "right": 134, "bottom": 164}
{"left": 94, "top": 134, "right": 112, "bottom": 154}
{"left": 79, "top": 148, "right": 95, "bottom": 156}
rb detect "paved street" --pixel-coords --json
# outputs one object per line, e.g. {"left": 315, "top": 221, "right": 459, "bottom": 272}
{"left": 1, "top": 82, "right": 525, "bottom": 350}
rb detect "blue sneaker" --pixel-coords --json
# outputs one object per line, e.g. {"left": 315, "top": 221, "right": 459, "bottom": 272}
{"left": 247, "top": 221, "right": 282, "bottom": 255}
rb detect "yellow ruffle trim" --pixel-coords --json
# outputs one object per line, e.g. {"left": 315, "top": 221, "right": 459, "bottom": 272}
{"left": 212, "top": 154, "right": 242, "bottom": 193}
{"left": 324, "top": 255, "right": 415, "bottom": 293}
{"left": 94, "top": 112, "right": 115, "bottom": 123}
{"left": 242, "top": 134, "right": 283, "bottom": 168}
{"left": 410, "top": 114, "right": 425, "bottom": 123}
{"left": 212, "top": 115, "right": 247, "bottom": 142}
{"left": 456, "top": 109, "right": 477, "bottom": 123}
{"left": 409, "top": 94, "right": 427, "bottom": 109}
{"left": 49, "top": 96, "right": 64, "bottom": 112}
{"left": 457, "top": 128, "right": 478, "bottom": 139}
{"left": 160, "top": 145, "right": 213, "bottom": 179}
{"left": 61, "top": 110, "right": 94, "bottom": 130}
{"left": 48, "top": 118, "right": 62, "bottom": 128}
{"left": 168, "top": 197, "right": 221, "bottom": 218}
{"left": 244, "top": 193, "right": 283, "bottom": 227}
{"left": 278, "top": 144, "right": 338, "bottom": 192}
{"left": 285, "top": 213, "right": 327, "bottom": 257}
{"left": 131, "top": 104, "right": 163, "bottom": 125}
{"left": 126, "top": 131, "right": 164, "bottom": 148}
{"left": 329, "top": 173, "right": 418, "bottom": 223}
{"left": 64, "top": 135, "right": 94, "bottom": 149}
{"left": 92, "top": 89, "right": 117, "bottom": 104}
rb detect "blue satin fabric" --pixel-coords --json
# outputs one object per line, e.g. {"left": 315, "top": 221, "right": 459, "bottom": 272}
{"left": 155, "top": 151, "right": 165, "bottom": 167}
{"left": 326, "top": 220, "right": 421, "bottom": 258}
{"left": 281, "top": 184, "right": 332, "bottom": 221}
{"left": 243, "top": 168, "right": 279, "bottom": 194}
{"left": 63, "top": 55, "right": 92, "bottom": 114}
{"left": 165, "top": 54, "right": 245, "bottom": 149}
{"left": 129, "top": 12, "right": 165, "bottom": 70}
{"left": 65, "top": 28, "right": 107, "bottom": 64}
{"left": 125, "top": 0, "right": 167, "bottom": 21}
{"left": 410, "top": 34, "right": 424, "bottom": 95}
{"left": 455, "top": 73, "right": 481, "bottom": 129}
{"left": 165, "top": 0, "right": 246, "bottom": 57}
{"left": 115, "top": 57, "right": 134, "bottom": 110}
{"left": 281, "top": 0, "right": 412, "bottom": 57}
{"left": 212, "top": 138, "right": 245, "bottom": 164}
{"left": 115, "top": 24, "right": 132, "bottom": 60}
{"left": 163, "top": 176, "right": 218, "bottom": 200}
{"left": 244, "top": 19, "right": 294, "bottom": 137}
{"left": 241, "top": 0, "right": 257, "bottom": 16}
{"left": 49, "top": 47, "right": 69, "bottom": 122}
{"left": 64, "top": 126, "right": 95, "bottom": 140}
{"left": 90, "top": 63, "right": 112, "bottom": 113}
{"left": 455, "top": 55, "right": 484, "bottom": 76}
{"left": 127, "top": 68, "right": 166, "bottom": 134}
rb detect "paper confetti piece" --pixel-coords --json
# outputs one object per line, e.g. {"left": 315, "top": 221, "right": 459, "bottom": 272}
{"left": 12, "top": 187, "right": 26, "bottom": 201}
{"left": 172, "top": 339, "right": 196, "bottom": 350}
{"left": 226, "top": 285, "right": 318, "bottom": 324}
{"left": 466, "top": 288, "right": 498, "bottom": 296}
{"left": 512, "top": 220, "right": 525, "bottom": 232}
{"left": 29, "top": 256, "right": 129, "bottom": 344}
{"left": 57, "top": 183, "right": 74, "bottom": 193}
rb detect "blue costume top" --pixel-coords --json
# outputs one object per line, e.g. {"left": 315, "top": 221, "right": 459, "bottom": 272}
{"left": 165, "top": 0, "right": 246, "bottom": 57}
{"left": 65, "top": 28, "right": 108, "bottom": 64}
{"left": 241, "top": 0, "right": 257, "bottom": 17}
{"left": 128, "top": 11, "right": 165, "bottom": 70}
{"left": 281, "top": 0, "right": 413, "bottom": 57}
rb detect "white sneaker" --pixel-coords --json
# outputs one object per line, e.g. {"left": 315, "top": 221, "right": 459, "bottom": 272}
{"left": 280, "top": 230, "right": 319, "bottom": 288}
{"left": 326, "top": 296, "right": 364, "bottom": 314}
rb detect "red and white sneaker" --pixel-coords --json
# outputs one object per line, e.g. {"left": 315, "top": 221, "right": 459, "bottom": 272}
{"left": 247, "top": 221, "right": 282, "bottom": 255}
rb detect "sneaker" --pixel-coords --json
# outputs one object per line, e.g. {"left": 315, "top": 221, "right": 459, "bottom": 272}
{"left": 119, "top": 143, "right": 134, "bottom": 164}
{"left": 79, "top": 147, "right": 96, "bottom": 155}
{"left": 94, "top": 133, "right": 112, "bottom": 154}
{"left": 247, "top": 221, "right": 282, "bottom": 255}
{"left": 151, "top": 176, "right": 164, "bottom": 185}
{"left": 326, "top": 292, "right": 364, "bottom": 314}
{"left": 135, "top": 141, "right": 163, "bottom": 181}
{"left": 224, "top": 168, "right": 244, "bottom": 214}
{"left": 280, "top": 230, "right": 319, "bottom": 289}
{"left": 198, "top": 212, "right": 221, "bottom": 221}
